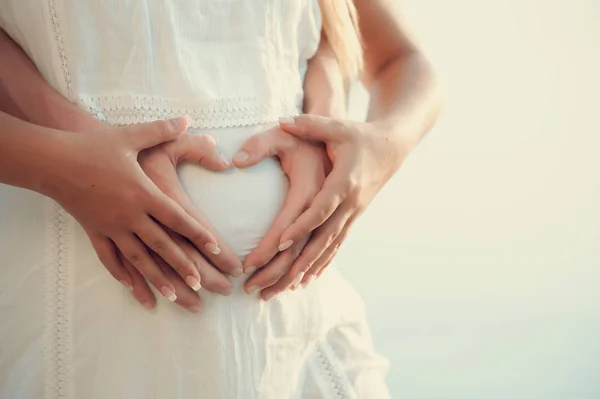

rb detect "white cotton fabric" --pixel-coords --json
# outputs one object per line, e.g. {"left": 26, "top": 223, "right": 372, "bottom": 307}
{"left": 0, "top": 1, "right": 390, "bottom": 398}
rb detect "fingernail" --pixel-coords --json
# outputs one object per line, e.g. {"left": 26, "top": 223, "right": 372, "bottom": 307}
{"left": 244, "top": 265, "right": 257, "bottom": 275}
{"left": 205, "top": 242, "right": 221, "bottom": 255}
{"left": 175, "top": 115, "right": 189, "bottom": 129}
{"left": 120, "top": 280, "right": 133, "bottom": 292}
{"left": 279, "top": 116, "right": 296, "bottom": 125}
{"left": 160, "top": 286, "right": 177, "bottom": 302}
{"left": 231, "top": 267, "right": 244, "bottom": 277}
{"left": 189, "top": 304, "right": 203, "bottom": 314}
{"left": 247, "top": 285, "right": 259, "bottom": 295}
{"left": 302, "top": 274, "right": 316, "bottom": 287}
{"left": 264, "top": 292, "right": 276, "bottom": 301}
{"left": 143, "top": 302, "right": 155, "bottom": 310}
{"left": 292, "top": 272, "right": 305, "bottom": 288}
{"left": 278, "top": 240, "right": 294, "bottom": 252}
{"left": 223, "top": 286, "right": 234, "bottom": 296}
{"left": 220, "top": 154, "right": 230, "bottom": 166}
{"left": 233, "top": 150, "right": 249, "bottom": 162}
{"left": 185, "top": 276, "right": 202, "bottom": 292}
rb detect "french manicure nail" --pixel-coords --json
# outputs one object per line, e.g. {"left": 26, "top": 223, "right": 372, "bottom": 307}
{"left": 279, "top": 116, "right": 296, "bottom": 125}
{"left": 264, "top": 292, "right": 276, "bottom": 301}
{"left": 292, "top": 272, "right": 305, "bottom": 288}
{"left": 244, "top": 265, "right": 257, "bottom": 275}
{"left": 303, "top": 274, "right": 316, "bottom": 287}
{"left": 160, "top": 286, "right": 177, "bottom": 302}
{"left": 189, "top": 304, "right": 203, "bottom": 314}
{"left": 231, "top": 267, "right": 243, "bottom": 277}
{"left": 223, "top": 286, "right": 234, "bottom": 296}
{"left": 120, "top": 280, "right": 133, "bottom": 292}
{"left": 205, "top": 242, "right": 221, "bottom": 255}
{"left": 278, "top": 240, "right": 294, "bottom": 252}
{"left": 233, "top": 150, "right": 249, "bottom": 162}
{"left": 143, "top": 302, "right": 154, "bottom": 310}
{"left": 247, "top": 285, "right": 259, "bottom": 295}
{"left": 185, "top": 276, "right": 202, "bottom": 292}
{"left": 220, "top": 154, "right": 230, "bottom": 166}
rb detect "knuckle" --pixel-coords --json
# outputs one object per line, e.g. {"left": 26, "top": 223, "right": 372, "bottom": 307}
{"left": 150, "top": 239, "right": 168, "bottom": 254}
{"left": 199, "top": 134, "right": 217, "bottom": 146}
{"left": 155, "top": 119, "right": 170, "bottom": 133}
{"left": 325, "top": 232, "right": 338, "bottom": 247}
{"left": 127, "top": 252, "right": 144, "bottom": 266}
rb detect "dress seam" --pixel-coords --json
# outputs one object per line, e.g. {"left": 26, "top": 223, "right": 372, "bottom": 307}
{"left": 44, "top": 200, "right": 73, "bottom": 399}
{"left": 76, "top": 94, "right": 300, "bottom": 129}
{"left": 310, "top": 341, "right": 356, "bottom": 399}
{"left": 48, "top": 0, "right": 74, "bottom": 101}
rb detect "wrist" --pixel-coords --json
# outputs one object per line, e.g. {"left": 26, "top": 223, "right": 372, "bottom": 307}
{"left": 35, "top": 91, "right": 106, "bottom": 132}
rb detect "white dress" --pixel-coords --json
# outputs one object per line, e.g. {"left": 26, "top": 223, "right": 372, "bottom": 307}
{"left": 0, "top": 1, "right": 390, "bottom": 398}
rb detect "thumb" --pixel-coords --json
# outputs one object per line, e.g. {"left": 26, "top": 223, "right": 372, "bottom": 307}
{"left": 278, "top": 114, "right": 340, "bottom": 142}
{"left": 166, "top": 134, "right": 230, "bottom": 171}
{"left": 123, "top": 116, "right": 189, "bottom": 151}
{"left": 232, "top": 127, "right": 296, "bottom": 169}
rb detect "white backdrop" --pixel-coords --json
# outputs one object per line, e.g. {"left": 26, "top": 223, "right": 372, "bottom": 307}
{"left": 341, "top": 1, "right": 600, "bottom": 397}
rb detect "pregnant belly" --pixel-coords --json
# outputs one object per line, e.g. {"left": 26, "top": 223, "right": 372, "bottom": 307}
{"left": 177, "top": 123, "right": 288, "bottom": 259}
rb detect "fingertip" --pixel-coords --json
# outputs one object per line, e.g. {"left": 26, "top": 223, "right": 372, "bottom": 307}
{"left": 175, "top": 115, "right": 190, "bottom": 130}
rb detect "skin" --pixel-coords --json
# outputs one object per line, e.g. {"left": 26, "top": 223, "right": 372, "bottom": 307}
{"left": 1, "top": 0, "right": 442, "bottom": 304}
{"left": 239, "top": 0, "right": 443, "bottom": 300}
{"left": 0, "top": 28, "right": 343, "bottom": 310}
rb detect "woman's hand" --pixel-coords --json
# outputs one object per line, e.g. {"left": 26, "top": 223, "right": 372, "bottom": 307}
{"left": 121, "top": 132, "right": 242, "bottom": 311}
{"left": 44, "top": 116, "right": 229, "bottom": 304}
{"left": 231, "top": 126, "right": 331, "bottom": 300}
{"left": 275, "top": 115, "right": 408, "bottom": 284}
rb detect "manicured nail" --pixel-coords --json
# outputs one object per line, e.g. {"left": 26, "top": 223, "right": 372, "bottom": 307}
{"left": 220, "top": 154, "right": 230, "bottom": 166}
{"left": 205, "top": 242, "right": 221, "bottom": 255}
{"left": 278, "top": 240, "right": 294, "bottom": 252}
{"left": 185, "top": 276, "right": 202, "bottom": 292}
{"left": 233, "top": 150, "right": 249, "bottom": 162}
{"left": 264, "top": 292, "right": 276, "bottom": 301}
{"left": 189, "top": 304, "right": 203, "bottom": 314}
{"left": 120, "top": 280, "right": 133, "bottom": 292}
{"left": 302, "top": 274, "right": 316, "bottom": 287}
{"left": 244, "top": 265, "right": 257, "bottom": 275}
{"left": 247, "top": 285, "right": 259, "bottom": 295}
{"left": 292, "top": 272, "right": 305, "bottom": 288}
{"left": 279, "top": 116, "right": 296, "bottom": 125}
{"left": 174, "top": 115, "right": 189, "bottom": 129}
{"left": 143, "top": 302, "right": 154, "bottom": 310}
{"left": 223, "top": 286, "right": 234, "bottom": 296}
{"left": 231, "top": 267, "right": 244, "bottom": 277}
{"left": 160, "top": 286, "right": 177, "bottom": 302}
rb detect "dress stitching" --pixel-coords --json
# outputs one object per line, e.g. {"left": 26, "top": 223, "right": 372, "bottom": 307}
{"left": 314, "top": 342, "right": 354, "bottom": 399}
{"left": 44, "top": 202, "right": 72, "bottom": 399}
{"left": 48, "top": 0, "right": 74, "bottom": 100}
{"left": 78, "top": 95, "right": 299, "bottom": 128}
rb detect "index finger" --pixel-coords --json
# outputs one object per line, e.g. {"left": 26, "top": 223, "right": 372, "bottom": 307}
{"left": 144, "top": 167, "right": 243, "bottom": 276}
{"left": 278, "top": 168, "right": 349, "bottom": 248}
{"left": 242, "top": 177, "right": 312, "bottom": 274}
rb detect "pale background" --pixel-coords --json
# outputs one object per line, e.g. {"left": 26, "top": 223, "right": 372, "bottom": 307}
{"left": 341, "top": 0, "right": 600, "bottom": 397}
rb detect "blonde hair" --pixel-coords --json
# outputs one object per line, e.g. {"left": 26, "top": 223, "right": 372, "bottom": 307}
{"left": 318, "top": 0, "right": 363, "bottom": 77}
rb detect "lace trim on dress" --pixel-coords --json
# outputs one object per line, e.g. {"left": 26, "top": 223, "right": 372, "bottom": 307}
{"left": 44, "top": 201, "right": 73, "bottom": 399}
{"left": 48, "top": 0, "right": 74, "bottom": 100}
{"left": 311, "top": 341, "right": 356, "bottom": 399}
{"left": 77, "top": 95, "right": 301, "bottom": 128}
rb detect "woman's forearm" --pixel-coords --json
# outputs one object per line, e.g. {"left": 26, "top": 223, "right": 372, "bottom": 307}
{"left": 0, "top": 29, "right": 101, "bottom": 132}
{"left": 303, "top": 35, "right": 348, "bottom": 119}
{"left": 356, "top": 0, "right": 443, "bottom": 152}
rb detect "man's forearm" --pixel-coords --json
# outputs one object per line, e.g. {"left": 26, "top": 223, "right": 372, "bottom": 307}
{"left": 0, "top": 29, "right": 101, "bottom": 132}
